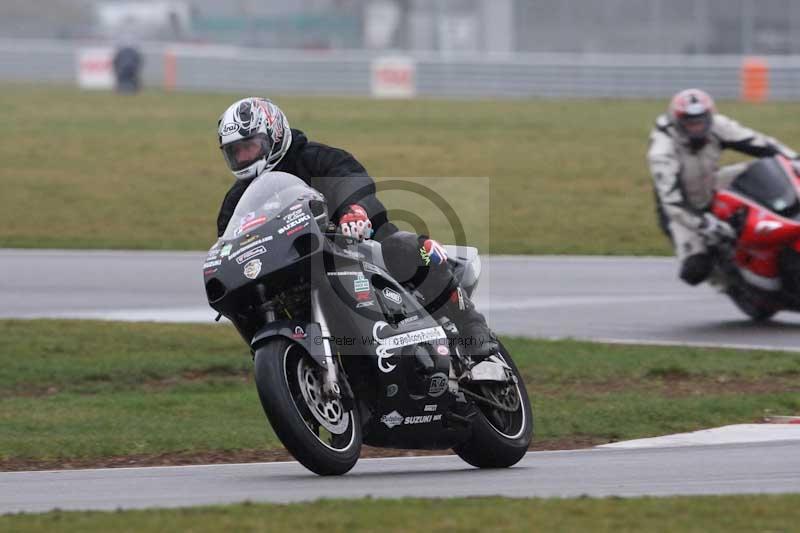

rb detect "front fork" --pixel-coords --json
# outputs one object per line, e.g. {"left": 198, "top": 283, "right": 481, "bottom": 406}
{"left": 310, "top": 288, "right": 342, "bottom": 400}
{"left": 256, "top": 284, "right": 342, "bottom": 401}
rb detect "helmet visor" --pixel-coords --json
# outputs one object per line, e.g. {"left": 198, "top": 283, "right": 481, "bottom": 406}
{"left": 221, "top": 134, "right": 273, "bottom": 172}
{"left": 678, "top": 113, "right": 711, "bottom": 141}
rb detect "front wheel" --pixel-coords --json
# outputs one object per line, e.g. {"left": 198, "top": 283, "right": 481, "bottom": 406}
{"left": 727, "top": 285, "right": 778, "bottom": 322}
{"left": 454, "top": 342, "right": 533, "bottom": 468}
{"left": 253, "top": 338, "right": 361, "bottom": 475}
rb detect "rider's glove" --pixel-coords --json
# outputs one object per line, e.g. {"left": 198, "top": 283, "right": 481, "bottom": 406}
{"left": 698, "top": 212, "right": 736, "bottom": 245}
{"left": 421, "top": 238, "right": 448, "bottom": 266}
{"left": 338, "top": 204, "right": 373, "bottom": 242}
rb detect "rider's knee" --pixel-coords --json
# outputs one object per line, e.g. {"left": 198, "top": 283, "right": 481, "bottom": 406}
{"left": 381, "top": 231, "right": 424, "bottom": 284}
{"left": 679, "top": 253, "right": 713, "bottom": 286}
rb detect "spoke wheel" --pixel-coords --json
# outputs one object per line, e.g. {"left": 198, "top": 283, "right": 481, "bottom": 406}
{"left": 454, "top": 343, "right": 533, "bottom": 469}
{"left": 254, "top": 337, "right": 361, "bottom": 475}
{"left": 286, "top": 345, "right": 353, "bottom": 451}
{"left": 478, "top": 378, "right": 525, "bottom": 439}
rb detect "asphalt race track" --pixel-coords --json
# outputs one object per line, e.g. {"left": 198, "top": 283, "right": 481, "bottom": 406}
{"left": 2, "top": 442, "right": 799, "bottom": 513}
{"left": 2, "top": 249, "right": 799, "bottom": 351}
{"left": 2, "top": 249, "right": 799, "bottom": 514}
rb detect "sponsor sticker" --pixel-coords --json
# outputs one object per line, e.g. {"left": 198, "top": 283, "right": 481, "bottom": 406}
{"left": 372, "top": 322, "right": 447, "bottom": 373}
{"left": 382, "top": 287, "right": 402, "bottom": 305}
{"left": 292, "top": 326, "right": 306, "bottom": 339}
{"left": 403, "top": 414, "right": 442, "bottom": 425}
{"left": 228, "top": 236, "right": 273, "bottom": 262}
{"left": 240, "top": 234, "right": 260, "bottom": 246}
{"left": 398, "top": 315, "right": 419, "bottom": 327}
{"left": 380, "top": 409, "right": 443, "bottom": 428}
{"left": 286, "top": 225, "right": 306, "bottom": 236}
{"left": 436, "top": 344, "right": 449, "bottom": 356}
{"left": 354, "top": 274, "right": 371, "bottom": 301}
{"left": 243, "top": 259, "right": 262, "bottom": 280}
{"left": 233, "top": 216, "right": 268, "bottom": 238}
{"left": 277, "top": 211, "right": 311, "bottom": 234}
{"left": 203, "top": 259, "right": 222, "bottom": 268}
{"left": 381, "top": 410, "right": 404, "bottom": 428}
{"left": 354, "top": 274, "right": 370, "bottom": 293}
{"left": 356, "top": 300, "right": 375, "bottom": 308}
{"left": 221, "top": 122, "right": 239, "bottom": 135}
{"left": 386, "top": 384, "right": 398, "bottom": 397}
{"left": 284, "top": 208, "right": 306, "bottom": 223}
{"left": 424, "top": 404, "right": 437, "bottom": 412}
{"left": 220, "top": 244, "right": 233, "bottom": 257}
{"left": 235, "top": 216, "right": 267, "bottom": 236}
{"left": 428, "top": 373, "right": 448, "bottom": 397}
{"left": 206, "top": 243, "right": 221, "bottom": 260}
{"left": 235, "top": 245, "right": 267, "bottom": 265}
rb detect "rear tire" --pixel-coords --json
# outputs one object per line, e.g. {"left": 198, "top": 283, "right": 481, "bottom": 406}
{"left": 454, "top": 342, "right": 533, "bottom": 468}
{"left": 253, "top": 337, "right": 361, "bottom": 476}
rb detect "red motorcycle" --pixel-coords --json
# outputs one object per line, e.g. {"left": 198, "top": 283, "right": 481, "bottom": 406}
{"left": 711, "top": 155, "right": 800, "bottom": 320}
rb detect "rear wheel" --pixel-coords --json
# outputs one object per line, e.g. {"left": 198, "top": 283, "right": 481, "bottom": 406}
{"left": 454, "top": 342, "right": 533, "bottom": 468}
{"left": 253, "top": 338, "right": 361, "bottom": 475}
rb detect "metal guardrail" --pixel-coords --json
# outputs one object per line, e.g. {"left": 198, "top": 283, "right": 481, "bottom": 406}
{"left": 2, "top": 39, "right": 800, "bottom": 100}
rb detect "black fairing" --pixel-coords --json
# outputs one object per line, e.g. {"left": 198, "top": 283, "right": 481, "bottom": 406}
{"left": 204, "top": 173, "right": 328, "bottom": 321}
{"left": 730, "top": 158, "right": 800, "bottom": 219}
{"left": 203, "top": 172, "right": 472, "bottom": 450}
{"left": 316, "top": 254, "right": 470, "bottom": 449}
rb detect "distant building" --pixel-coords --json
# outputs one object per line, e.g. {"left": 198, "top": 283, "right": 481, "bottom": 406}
{"left": 0, "top": 0, "right": 799, "bottom": 55}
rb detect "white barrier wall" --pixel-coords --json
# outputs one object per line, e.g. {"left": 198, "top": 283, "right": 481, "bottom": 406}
{"left": 2, "top": 39, "right": 800, "bottom": 100}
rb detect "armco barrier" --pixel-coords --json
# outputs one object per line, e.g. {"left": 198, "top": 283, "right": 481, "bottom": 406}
{"left": 2, "top": 39, "right": 800, "bottom": 101}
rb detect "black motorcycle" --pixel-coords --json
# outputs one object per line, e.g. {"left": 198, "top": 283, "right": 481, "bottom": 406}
{"left": 204, "top": 172, "right": 533, "bottom": 475}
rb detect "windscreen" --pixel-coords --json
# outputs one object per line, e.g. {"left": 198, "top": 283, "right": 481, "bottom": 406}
{"left": 730, "top": 158, "right": 800, "bottom": 218}
{"left": 222, "top": 172, "right": 317, "bottom": 239}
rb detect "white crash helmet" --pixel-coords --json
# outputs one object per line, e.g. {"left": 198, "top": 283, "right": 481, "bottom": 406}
{"left": 218, "top": 97, "right": 292, "bottom": 180}
{"left": 668, "top": 88, "right": 716, "bottom": 148}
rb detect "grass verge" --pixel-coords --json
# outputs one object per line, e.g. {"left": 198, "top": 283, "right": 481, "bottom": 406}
{"left": 3, "top": 85, "right": 799, "bottom": 253}
{"left": 1, "top": 320, "right": 798, "bottom": 469}
{"left": 3, "top": 495, "right": 800, "bottom": 532}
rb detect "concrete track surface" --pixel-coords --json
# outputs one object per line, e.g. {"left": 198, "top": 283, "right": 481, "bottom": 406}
{"left": 2, "top": 249, "right": 799, "bottom": 351}
{"left": 1, "top": 442, "right": 799, "bottom": 514}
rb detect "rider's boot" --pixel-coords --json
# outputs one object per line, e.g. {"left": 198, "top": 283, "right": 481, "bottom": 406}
{"left": 438, "top": 287, "right": 498, "bottom": 365}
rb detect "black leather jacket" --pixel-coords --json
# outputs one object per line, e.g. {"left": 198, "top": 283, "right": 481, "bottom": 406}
{"left": 216, "top": 129, "right": 395, "bottom": 239}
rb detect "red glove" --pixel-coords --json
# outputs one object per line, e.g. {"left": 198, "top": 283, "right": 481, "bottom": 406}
{"left": 339, "top": 204, "right": 373, "bottom": 241}
{"left": 421, "top": 238, "right": 448, "bottom": 266}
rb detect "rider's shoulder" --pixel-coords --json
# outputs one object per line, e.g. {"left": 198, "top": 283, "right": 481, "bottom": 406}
{"left": 710, "top": 113, "right": 740, "bottom": 132}
{"left": 653, "top": 114, "right": 674, "bottom": 136}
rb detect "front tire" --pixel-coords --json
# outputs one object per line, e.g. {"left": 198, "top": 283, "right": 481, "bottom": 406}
{"left": 253, "top": 338, "right": 361, "bottom": 475}
{"left": 727, "top": 285, "right": 777, "bottom": 322}
{"left": 454, "top": 342, "right": 533, "bottom": 468}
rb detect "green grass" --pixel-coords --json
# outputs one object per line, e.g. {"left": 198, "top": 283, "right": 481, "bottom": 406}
{"left": 3, "top": 495, "right": 800, "bottom": 532}
{"left": 3, "top": 84, "right": 799, "bottom": 253}
{"left": 1, "top": 320, "right": 798, "bottom": 465}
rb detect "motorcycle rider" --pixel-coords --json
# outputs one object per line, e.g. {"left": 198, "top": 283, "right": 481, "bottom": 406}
{"left": 216, "top": 97, "right": 498, "bottom": 362}
{"left": 648, "top": 88, "right": 797, "bottom": 285}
